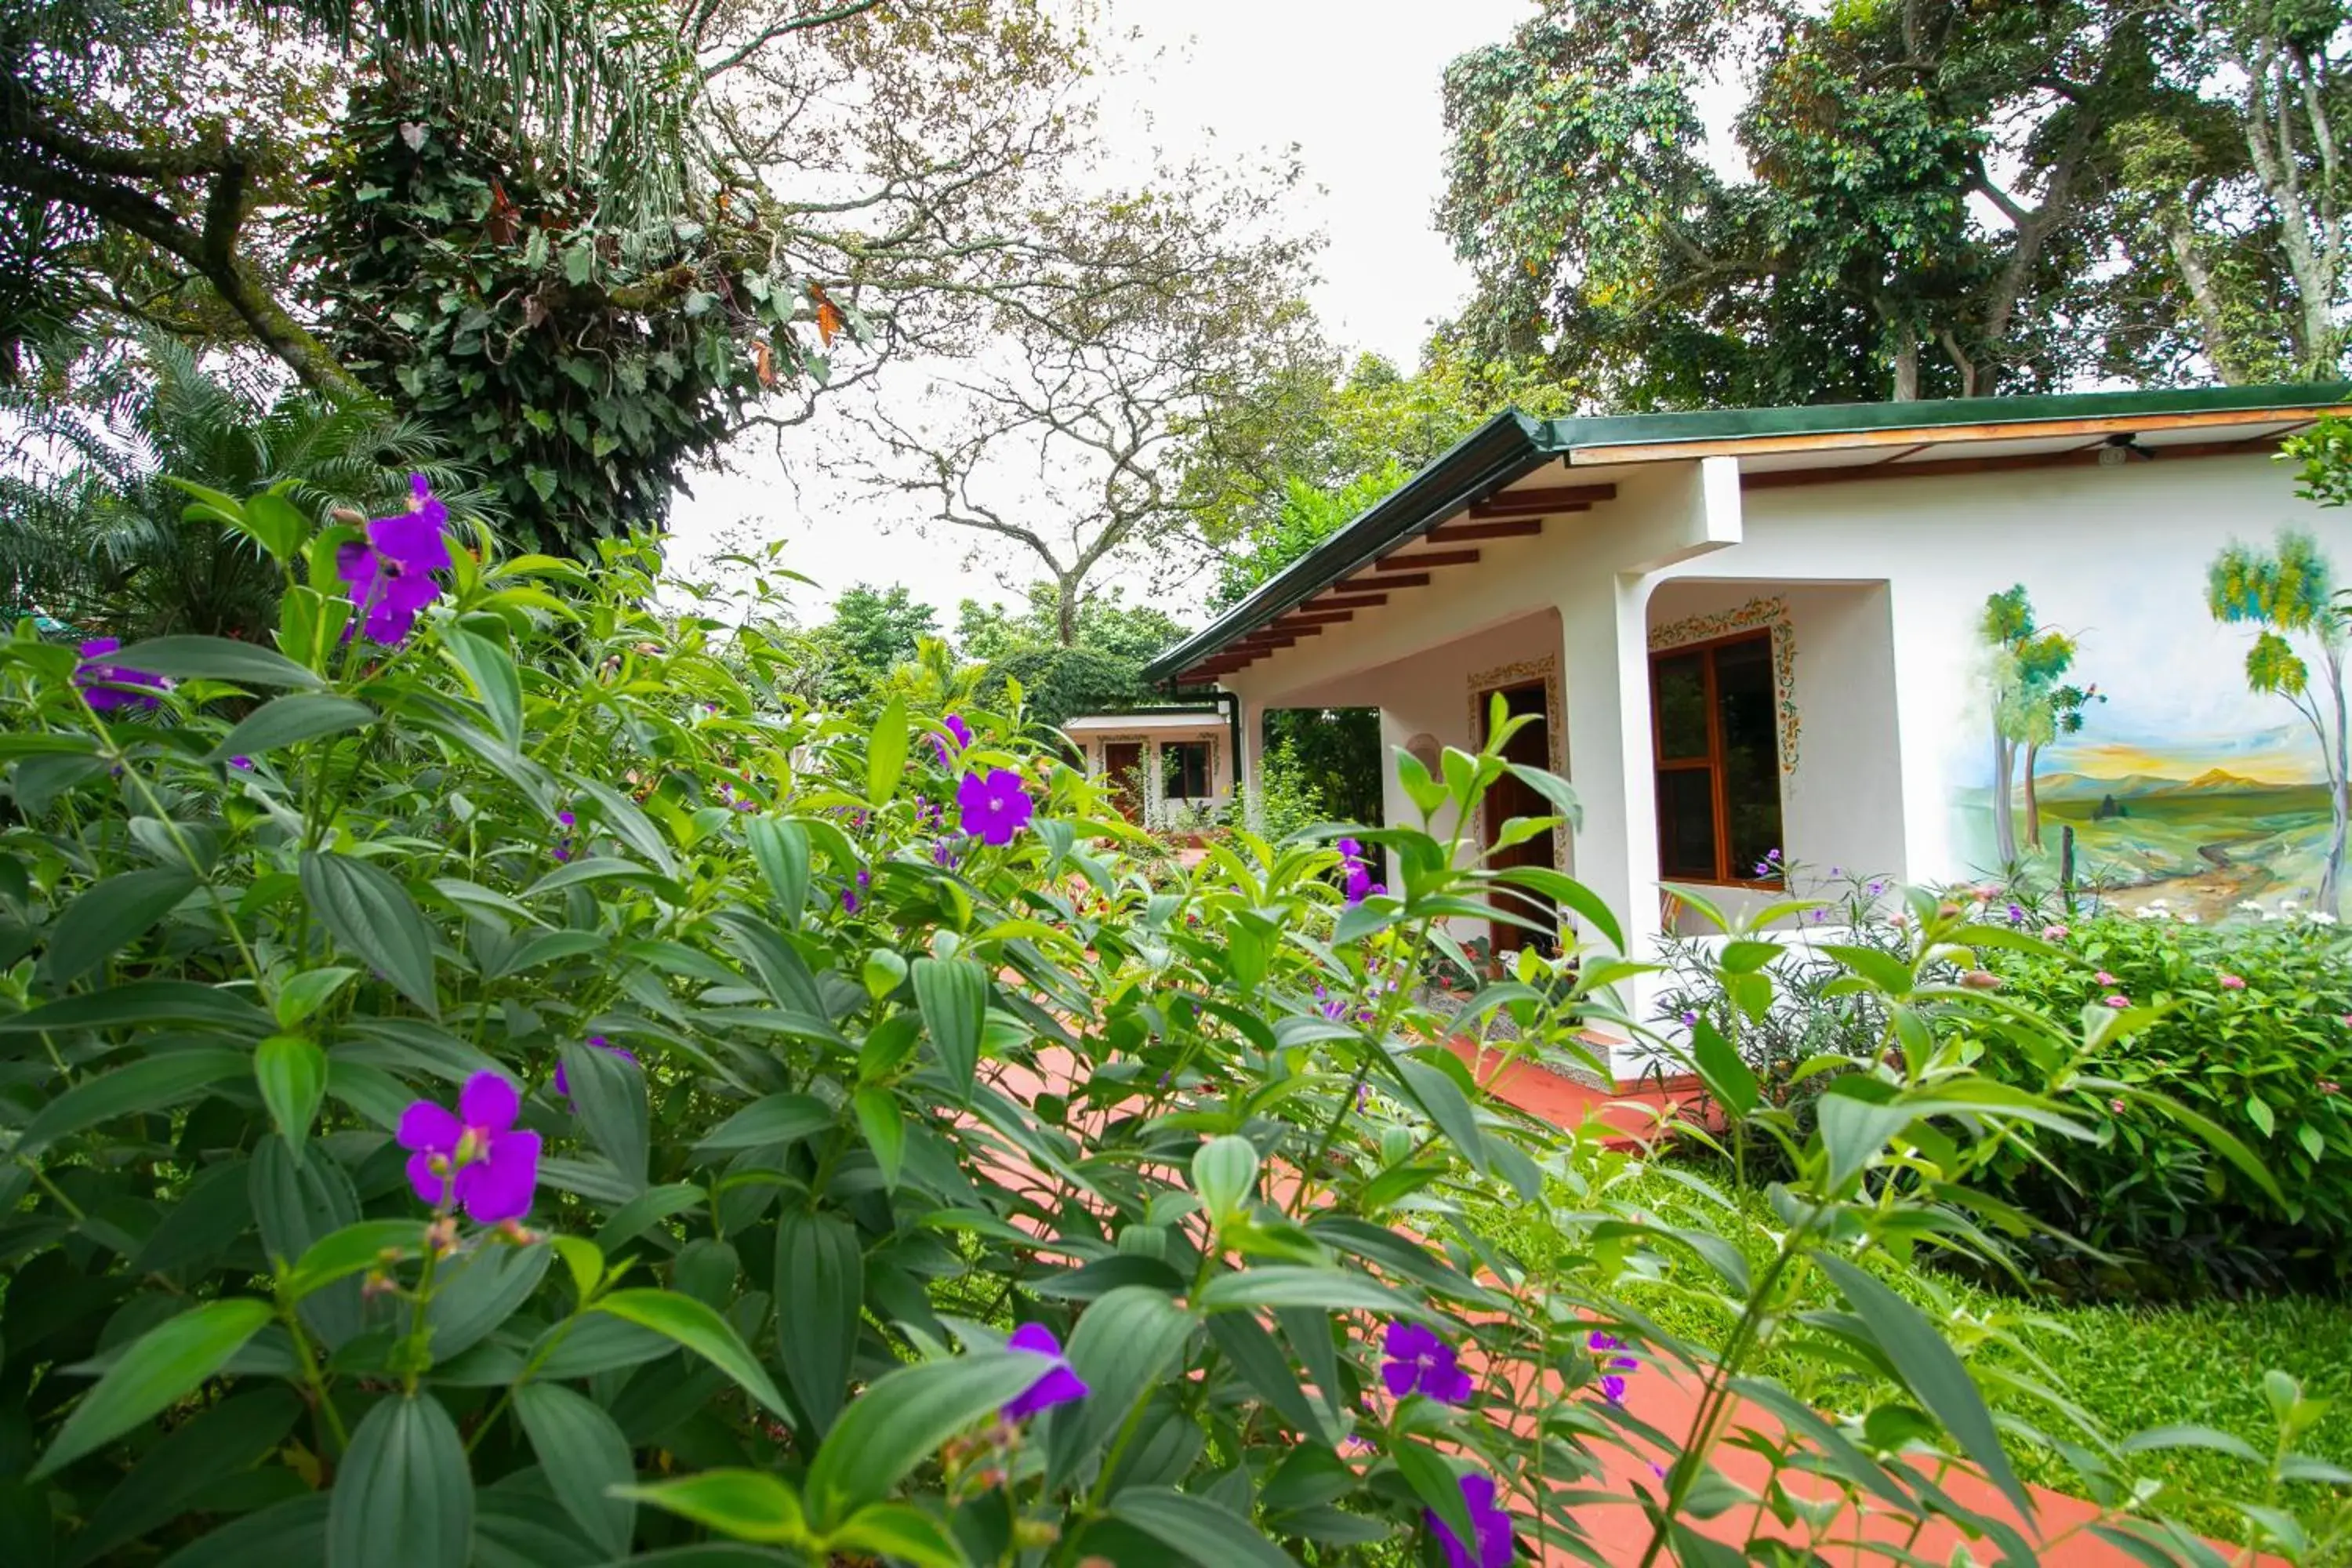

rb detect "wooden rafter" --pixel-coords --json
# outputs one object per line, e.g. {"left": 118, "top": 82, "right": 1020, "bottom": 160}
{"left": 1468, "top": 482, "right": 1616, "bottom": 517}
{"left": 1427, "top": 519, "right": 1541, "bottom": 543}
{"left": 1371, "top": 549, "right": 1479, "bottom": 571}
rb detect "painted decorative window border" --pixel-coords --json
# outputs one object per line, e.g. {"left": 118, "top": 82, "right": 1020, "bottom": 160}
{"left": 1646, "top": 595, "right": 1800, "bottom": 774}
{"left": 1465, "top": 655, "right": 1570, "bottom": 877}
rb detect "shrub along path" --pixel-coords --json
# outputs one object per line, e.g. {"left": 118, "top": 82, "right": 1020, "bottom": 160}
{"left": 979, "top": 1040, "right": 2228, "bottom": 1564}
{"left": 1443, "top": 1046, "right": 2265, "bottom": 1566}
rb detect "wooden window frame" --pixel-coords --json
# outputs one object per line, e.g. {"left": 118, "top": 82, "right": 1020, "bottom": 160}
{"left": 1650, "top": 628, "right": 1783, "bottom": 887}
{"left": 1161, "top": 739, "right": 1211, "bottom": 800}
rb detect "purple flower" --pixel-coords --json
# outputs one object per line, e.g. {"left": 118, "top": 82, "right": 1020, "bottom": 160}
{"left": 552, "top": 809, "right": 577, "bottom": 863}
{"left": 929, "top": 713, "right": 974, "bottom": 768}
{"left": 74, "top": 638, "right": 168, "bottom": 713}
{"left": 554, "top": 1035, "right": 636, "bottom": 1098}
{"left": 1002, "top": 1323, "right": 1088, "bottom": 1421}
{"left": 1381, "top": 1321, "right": 1474, "bottom": 1404}
{"left": 2006, "top": 902, "right": 2026, "bottom": 925}
{"left": 1338, "top": 837, "right": 1363, "bottom": 858}
{"left": 337, "top": 473, "right": 452, "bottom": 644}
{"left": 228, "top": 755, "right": 254, "bottom": 771}
{"left": 956, "top": 768, "right": 1034, "bottom": 847}
{"left": 1338, "top": 838, "right": 1385, "bottom": 906}
{"left": 931, "top": 837, "right": 962, "bottom": 868}
{"left": 1426, "top": 1472, "right": 1515, "bottom": 1568}
{"left": 1679, "top": 1010, "right": 1699, "bottom": 1027}
{"left": 1589, "top": 1330, "right": 1637, "bottom": 1400}
{"left": 397, "top": 1071, "right": 540, "bottom": 1222}
{"left": 841, "top": 868, "right": 871, "bottom": 914}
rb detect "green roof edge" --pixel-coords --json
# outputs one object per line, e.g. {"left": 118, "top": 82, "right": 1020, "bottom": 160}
{"left": 1145, "top": 383, "right": 2352, "bottom": 684}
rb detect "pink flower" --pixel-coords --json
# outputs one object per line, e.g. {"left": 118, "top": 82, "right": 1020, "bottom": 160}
{"left": 2104, "top": 994, "right": 2130, "bottom": 1008}
{"left": 2094, "top": 971, "right": 2120, "bottom": 986}
{"left": 2109, "top": 1098, "right": 2127, "bottom": 1113}
{"left": 2218, "top": 973, "right": 2247, "bottom": 990}
{"left": 2042, "top": 924, "right": 2069, "bottom": 941}
{"left": 1959, "top": 970, "right": 2000, "bottom": 990}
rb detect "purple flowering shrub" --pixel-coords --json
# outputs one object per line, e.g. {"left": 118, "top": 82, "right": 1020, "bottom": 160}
{"left": 0, "top": 500, "right": 2325, "bottom": 1566}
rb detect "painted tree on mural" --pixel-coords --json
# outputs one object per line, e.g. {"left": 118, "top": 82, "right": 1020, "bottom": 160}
{"left": 1980, "top": 586, "right": 2091, "bottom": 864}
{"left": 2208, "top": 527, "right": 2352, "bottom": 916}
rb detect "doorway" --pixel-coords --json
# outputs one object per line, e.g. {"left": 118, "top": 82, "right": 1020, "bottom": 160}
{"left": 1103, "top": 741, "right": 1145, "bottom": 822}
{"left": 1475, "top": 680, "right": 1559, "bottom": 955}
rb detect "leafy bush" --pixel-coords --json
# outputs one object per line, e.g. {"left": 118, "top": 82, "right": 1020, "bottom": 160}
{"left": 1972, "top": 904, "right": 2352, "bottom": 1295}
{"left": 0, "top": 481, "right": 2336, "bottom": 1566}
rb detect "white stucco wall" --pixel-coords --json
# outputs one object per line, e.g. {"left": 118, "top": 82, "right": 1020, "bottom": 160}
{"left": 1220, "top": 446, "right": 2350, "bottom": 1075}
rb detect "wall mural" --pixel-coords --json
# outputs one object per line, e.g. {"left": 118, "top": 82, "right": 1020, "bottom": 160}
{"left": 1958, "top": 528, "right": 2352, "bottom": 923}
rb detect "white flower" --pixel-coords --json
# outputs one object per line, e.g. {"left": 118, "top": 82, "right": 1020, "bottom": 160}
{"left": 2178, "top": 912, "right": 2201, "bottom": 924}
{"left": 2264, "top": 912, "right": 2284, "bottom": 922}
{"left": 2238, "top": 900, "right": 2264, "bottom": 913}
{"left": 2283, "top": 899, "right": 2300, "bottom": 911}
{"left": 2311, "top": 912, "right": 2339, "bottom": 927}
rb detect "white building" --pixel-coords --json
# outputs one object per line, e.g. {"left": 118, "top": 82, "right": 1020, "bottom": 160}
{"left": 1064, "top": 708, "right": 1235, "bottom": 831}
{"left": 1143, "top": 386, "right": 2352, "bottom": 1068}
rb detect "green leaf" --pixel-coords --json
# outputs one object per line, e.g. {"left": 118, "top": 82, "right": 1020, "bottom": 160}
{"left": 746, "top": 818, "right": 810, "bottom": 924}
{"left": 514, "top": 1383, "right": 635, "bottom": 1556}
{"left": 1190, "top": 1134, "right": 1261, "bottom": 1221}
{"left": 2118, "top": 1424, "right": 2267, "bottom": 1463}
{"left": 282, "top": 1218, "right": 428, "bottom": 1301}
{"left": 2116, "top": 1085, "right": 2287, "bottom": 1207}
{"left": 31, "top": 1299, "right": 273, "bottom": 1477}
{"left": 441, "top": 628, "right": 523, "bottom": 746}
{"left": 1047, "top": 1286, "right": 1195, "bottom": 1490}
{"left": 824, "top": 1503, "right": 962, "bottom": 1567}
{"left": 1687, "top": 1018, "right": 1759, "bottom": 1117}
{"left": 274, "top": 966, "right": 359, "bottom": 1029}
{"left": 773, "top": 1211, "right": 865, "bottom": 1436}
{"left": 154, "top": 1494, "right": 328, "bottom": 1568}
{"left": 692, "top": 1094, "right": 834, "bottom": 1155}
{"left": 1392, "top": 1439, "right": 1475, "bottom": 1555}
{"left": 619, "top": 1471, "right": 806, "bottom": 1545}
{"left": 1488, "top": 864, "right": 1623, "bottom": 951}
{"left": 852, "top": 1087, "right": 905, "bottom": 1192}
{"left": 254, "top": 1033, "right": 327, "bottom": 1154}
{"left": 299, "top": 850, "right": 438, "bottom": 1017}
{"left": 208, "top": 695, "right": 375, "bottom": 762}
{"left": 16, "top": 1050, "right": 249, "bottom": 1159}
{"left": 43, "top": 868, "right": 198, "bottom": 985}
{"left": 1110, "top": 1486, "right": 1296, "bottom": 1568}
{"left": 0, "top": 981, "right": 268, "bottom": 1036}
{"left": 1814, "top": 1082, "right": 1916, "bottom": 1191}
{"left": 1813, "top": 1252, "right": 2032, "bottom": 1520}
{"left": 912, "top": 956, "right": 985, "bottom": 1098}
{"left": 71, "top": 1387, "right": 304, "bottom": 1565}
{"left": 593, "top": 1289, "right": 788, "bottom": 1417}
{"left": 804, "top": 1349, "right": 1046, "bottom": 1530}
{"left": 326, "top": 1393, "right": 473, "bottom": 1568}
{"left": 1195, "top": 1266, "right": 1430, "bottom": 1319}
{"left": 107, "top": 636, "right": 322, "bottom": 690}
{"left": 559, "top": 1037, "right": 648, "bottom": 1189}
{"left": 867, "top": 697, "right": 909, "bottom": 806}
{"left": 2245, "top": 1090, "right": 2276, "bottom": 1138}
{"left": 569, "top": 779, "right": 678, "bottom": 877}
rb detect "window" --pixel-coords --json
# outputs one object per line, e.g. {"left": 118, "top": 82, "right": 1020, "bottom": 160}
{"left": 1161, "top": 740, "right": 1210, "bottom": 800}
{"left": 1650, "top": 632, "right": 1784, "bottom": 883}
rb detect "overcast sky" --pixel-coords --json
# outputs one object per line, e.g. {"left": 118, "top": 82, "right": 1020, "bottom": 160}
{"left": 666, "top": 0, "right": 1539, "bottom": 628}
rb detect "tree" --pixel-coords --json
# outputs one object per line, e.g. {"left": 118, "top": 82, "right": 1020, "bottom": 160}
{"left": 0, "top": 335, "right": 463, "bottom": 641}
{"left": 2209, "top": 513, "right": 2350, "bottom": 916}
{"left": 843, "top": 162, "right": 1323, "bottom": 644}
{"left": 954, "top": 583, "right": 1191, "bottom": 731}
{"left": 810, "top": 583, "right": 938, "bottom": 709}
{"left": 1436, "top": 0, "right": 2170, "bottom": 405}
{"left": 1979, "top": 586, "right": 2085, "bottom": 866}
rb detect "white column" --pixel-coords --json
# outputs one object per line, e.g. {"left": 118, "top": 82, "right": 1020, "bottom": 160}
{"left": 1557, "top": 570, "right": 1662, "bottom": 964}
{"left": 1238, "top": 694, "right": 1267, "bottom": 832}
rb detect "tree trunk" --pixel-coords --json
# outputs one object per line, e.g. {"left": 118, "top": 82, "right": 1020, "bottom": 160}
{"left": 1891, "top": 339, "right": 1919, "bottom": 401}
{"left": 2328, "top": 652, "right": 2350, "bottom": 916}
{"left": 1055, "top": 577, "right": 1078, "bottom": 647}
{"left": 2023, "top": 740, "right": 2043, "bottom": 850}
{"left": 2167, "top": 216, "right": 2247, "bottom": 383}
{"left": 1991, "top": 730, "right": 2017, "bottom": 865}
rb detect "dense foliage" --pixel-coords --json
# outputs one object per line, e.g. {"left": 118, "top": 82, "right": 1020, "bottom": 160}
{"left": 1975, "top": 904, "right": 2352, "bottom": 1296}
{"left": 0, "top": 477, "right": 2339, "bottom": 1567}
{"left": 305, "top": 82, "right": 837, "bottom": 559}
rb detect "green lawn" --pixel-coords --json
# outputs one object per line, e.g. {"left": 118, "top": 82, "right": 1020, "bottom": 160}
{"left": 1468, "top": 1167, "right": 2352, "bottom": 1556}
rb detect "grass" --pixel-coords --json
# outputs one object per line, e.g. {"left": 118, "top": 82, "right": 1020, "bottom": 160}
{"left": 1466, "top": 1163, "right": 2352, "bottom": 1558}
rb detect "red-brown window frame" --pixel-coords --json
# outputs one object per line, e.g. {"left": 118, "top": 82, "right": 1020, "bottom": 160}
{"left": 1650, "top": 629, "right": 1782, "bottom": 887}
